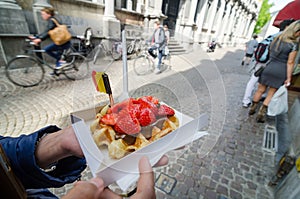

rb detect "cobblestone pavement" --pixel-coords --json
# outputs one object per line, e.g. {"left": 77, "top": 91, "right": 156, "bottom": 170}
{"left": 0, "top": 45, "right": 285, "bottom": 198}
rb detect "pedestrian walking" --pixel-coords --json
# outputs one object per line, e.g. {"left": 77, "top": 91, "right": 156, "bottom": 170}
{"left": 249, "top": 20, "right": 300, "bottom": 123}
{"left": 241, "top": 35, "right": 258, "bottom": 66}
{"left": 242, "top": 19, "right": 295, "bottom": 108}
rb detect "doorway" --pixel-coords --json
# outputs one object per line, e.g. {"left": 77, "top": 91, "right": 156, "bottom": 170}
{"left": 162, "top": 0, "right": 180, "bottom": 35}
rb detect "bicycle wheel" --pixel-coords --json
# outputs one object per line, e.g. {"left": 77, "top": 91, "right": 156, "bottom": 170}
{"left": 6, "top": 56, "right": 44, "bottom": 87}
{"left": 133, "top": 54, "right": 154, "bottom": 75}
{"left": 92, "top": 45, "right": 101, "bottom": 64}
{"left": 111, "top": 42, "right": 122, "bottom": 60}
{"left": 63, "top": 54, "right": 89, "bottom": 80}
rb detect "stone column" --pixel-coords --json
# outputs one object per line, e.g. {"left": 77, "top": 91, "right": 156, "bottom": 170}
{"left": 202, "top": 0, "right": 218, "bottom": 42}
{"left": 0, "top": 0, "right": 29, "bottom": 34}
{"left": 127, "top": 0, "right": 133, "bottom": 11}
{"left": 224, "top": 2, "right": 237, "bottom": 45}
{"left": 182, "top": 0, "right": 199, "bottom": 38}
{"left": 214, "top": 1, "right": 225, "bottom": 42}
{"left": 0, "top": 0, "right": 29, "bottom": 65}
{"left": 33, "top": 0, "right": 51, "bottom": 8}
{"left": 247, "top": 18, "right": 256, "bottom": 38}
{"left": 217, "top": 1, "right": 231, "bottom": 44}
{"left": 136, "top": 0, "right": 144, "bottom": 13}
{"left": 175, "top": 0, "right": 185, "bottom": 33}
{"left": 103, "top": 0, "right": 120, "bottom": 38}
{"left": 32, "top": 0, "right": 52, "bottom": 34}
{"left": 0, "top": 0, "right": 21, "bottom": 9}
{"left": 194, "top": 0, "right": 209, "bottom": 42}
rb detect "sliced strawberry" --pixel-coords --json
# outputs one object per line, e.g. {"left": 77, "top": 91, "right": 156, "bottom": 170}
{"left": 110, "top": 98, "right": 133, "bottom": 113}
{"left": 138, "top": 108, "right": 156, "bottom": 126}
{"left": 137, "top": 97, "right": 159, "bottom": 116}
{"left": 142, "top": 96, "right": 159, "bottom": 104}
{"left": 114, "top": 109, "right": 141, "bottom": 134}
{"left": 100, "top": 113, "right": 116, "bottom": 125}
{"left": 157, "top": 104, "right": 175, "bottom": 117}
{"left": 128, "top": 103, "right": 141, "bottom": 118}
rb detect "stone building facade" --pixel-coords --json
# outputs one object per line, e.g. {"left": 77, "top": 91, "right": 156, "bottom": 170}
{"left": 0, "top": 0, "right": 262, "bottom": 65}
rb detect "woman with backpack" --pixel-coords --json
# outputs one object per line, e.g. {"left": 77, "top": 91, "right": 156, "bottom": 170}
{"left": 249, "top": 20, "right": 300, "bottom": 123}
{"left": 242, "top": 19, "right": 295, "bottom": 108}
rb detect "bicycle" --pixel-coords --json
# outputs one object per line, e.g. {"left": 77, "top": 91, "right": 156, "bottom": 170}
{"left": 111, "top": 38, "right": 143, "bottom": 61}
{"left": 133, "top": 42, "right": 171, "bottom": 75}
{"left": 5, "top": 38, "right": 89, "bottom": 87}
{"left": 69, "top": 27, "right": 95, "bottom": 62}
{"left": 92, "top": 37, "right": 119, "bottom": 64}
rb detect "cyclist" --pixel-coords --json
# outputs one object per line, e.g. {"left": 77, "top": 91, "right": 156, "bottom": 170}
{"left": 148, "top": 21, "right": 166, "bottom": 74}
{"left": 30, "top": 7, "right": 71, "bottom": 69}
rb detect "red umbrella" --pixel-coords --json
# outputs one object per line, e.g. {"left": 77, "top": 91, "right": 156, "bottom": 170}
{"left": 273, "top": 0, "right": 300, "bottom": 27}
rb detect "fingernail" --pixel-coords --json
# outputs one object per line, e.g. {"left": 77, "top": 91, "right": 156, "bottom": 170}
{"left": 141, "top": 156, "right": 152, "bottom": 172}
{"left": 90, "top": 177, "right": 103, "bottom": 189}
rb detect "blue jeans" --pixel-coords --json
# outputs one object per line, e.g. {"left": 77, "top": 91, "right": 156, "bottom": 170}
{"left": 43, "top": 41, "right": 71, "bottom": 65}
{"left": 148, "top": 45, "right": 163, "bottom": 69}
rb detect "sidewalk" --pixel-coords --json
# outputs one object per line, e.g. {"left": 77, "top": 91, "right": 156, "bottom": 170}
{"left": 0, "top": 44, "right": 298, "bottom": 198}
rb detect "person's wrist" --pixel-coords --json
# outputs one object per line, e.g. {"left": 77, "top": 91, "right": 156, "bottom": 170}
{"left": 60, "top": 126, "right": 84, "bottom": 158}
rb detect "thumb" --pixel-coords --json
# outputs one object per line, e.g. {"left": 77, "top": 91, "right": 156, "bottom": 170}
{"left": 131, "top": 157, "right": 155, "bottom": 199}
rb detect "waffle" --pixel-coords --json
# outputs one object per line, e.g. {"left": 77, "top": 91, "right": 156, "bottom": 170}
{"left": 90, "top": 114, "right": 179, "bottom": 159}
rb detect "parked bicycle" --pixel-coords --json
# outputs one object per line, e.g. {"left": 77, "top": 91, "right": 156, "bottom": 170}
{"left": 70, "top": 27, "right": 95, "bottom": 61}
{"left": 92, "top": 37, "right": 120, "bottom": 65}
{"left": 111, "top": 37, "right": 143, "bottom": 60}
{"left": 5, "top": 38, "right": 89, "bottom": 87}
{"left": 133, "top": 41, "right": 171, "bottom": 75}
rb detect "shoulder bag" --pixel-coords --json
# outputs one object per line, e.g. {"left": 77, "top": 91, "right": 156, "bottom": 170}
{"left": 48, "top": 18, "right": 72, "bottom": 45}
{"left": 254, "top": 66, "right": 265, "bottom": 77}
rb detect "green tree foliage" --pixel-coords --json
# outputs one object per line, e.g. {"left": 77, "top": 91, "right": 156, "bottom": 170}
{"left": 253, "top": 0, "right": 274, "bottom": 34}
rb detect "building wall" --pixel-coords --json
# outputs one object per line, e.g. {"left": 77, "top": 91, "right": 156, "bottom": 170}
{"left": 0, "top": 0, "right": 261, "bottom": 65}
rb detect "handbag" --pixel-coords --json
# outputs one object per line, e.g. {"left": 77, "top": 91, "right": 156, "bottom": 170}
{"left": 48, "top": 18, "right": 72, "bottom": 45}
{"left": 267, "top": 85, "right": 288, "bottom": 116}
{"left": 254, "top": 66, "right": 264, "bottom": 77}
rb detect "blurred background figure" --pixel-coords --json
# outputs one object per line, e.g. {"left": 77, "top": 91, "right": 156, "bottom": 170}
{"left": 241, "top": 35, "right": 258, "bottom": 66}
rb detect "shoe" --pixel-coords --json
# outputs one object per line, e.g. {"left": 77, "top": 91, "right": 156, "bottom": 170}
{"left": 49, "top": 71, "right": 56, "bottom": 76}
{"left": 256, "top": 105, "right": 268, "bottom": 123}
{"left": 56, "top": 61, "right": 68, "bottom": 69}
{"left": 249, "top": 101, "right": 259, "bottom": 115}
{"left": 242, "top": 103, "right": 251, "bottom": 108}
{"left": 154, "top": 68, "right": 161, "bottom": 74}
{"left": 241, "top": 61, "right": 244, "bottom": 66}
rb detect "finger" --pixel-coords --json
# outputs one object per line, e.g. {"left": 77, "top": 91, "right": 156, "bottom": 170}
{"left": 131, "top": 157, "right": 155, "bottom": 199}
{"left": 89, "top": 177, "right": 105, "bottom": 191}
{"left": 153, "top": 155, "right": 169, "bottom": 167}
{"left": 98, "top": 188, "right": 122, "bottom": 199}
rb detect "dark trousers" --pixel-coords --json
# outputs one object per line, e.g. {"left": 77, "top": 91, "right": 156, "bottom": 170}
{"left": 43, "top": 41, "right": 71, "bottom": 64}
{"left": 148, "top": 45, "right": 163, "bottom": 68}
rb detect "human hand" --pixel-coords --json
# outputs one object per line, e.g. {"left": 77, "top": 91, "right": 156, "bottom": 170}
{"left": 62, "top": 156, "right": 167, "bottom": 199}
{"left": 28, "top": 36, "right": 36, "bottom": 40}
{"left": 98, "top": 156, "right": 157, "bottom": 199}
{"left": 32, "top": 38, "right": 41, "bottom": 45}
{"left": 284, "top": 79, "right": 291, "bottom": 87}
{"left": 62, "top": 177, "right": 105, "bottom": 199}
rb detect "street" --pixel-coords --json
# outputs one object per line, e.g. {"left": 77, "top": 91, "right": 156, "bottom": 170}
{"left": 0, "top": 45, "right": 277, "bottom": 199}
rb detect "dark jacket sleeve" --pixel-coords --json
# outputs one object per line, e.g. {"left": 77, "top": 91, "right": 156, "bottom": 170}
{"left": 36, "top": 17, "right": 57, "bottom": 41}
{"left": 0, "top": 125, "right": 86, "bottom": 189}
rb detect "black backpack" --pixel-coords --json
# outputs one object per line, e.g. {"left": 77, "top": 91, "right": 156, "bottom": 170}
{"left": 254, "top": 33, "right": 279, "bottom": 63}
